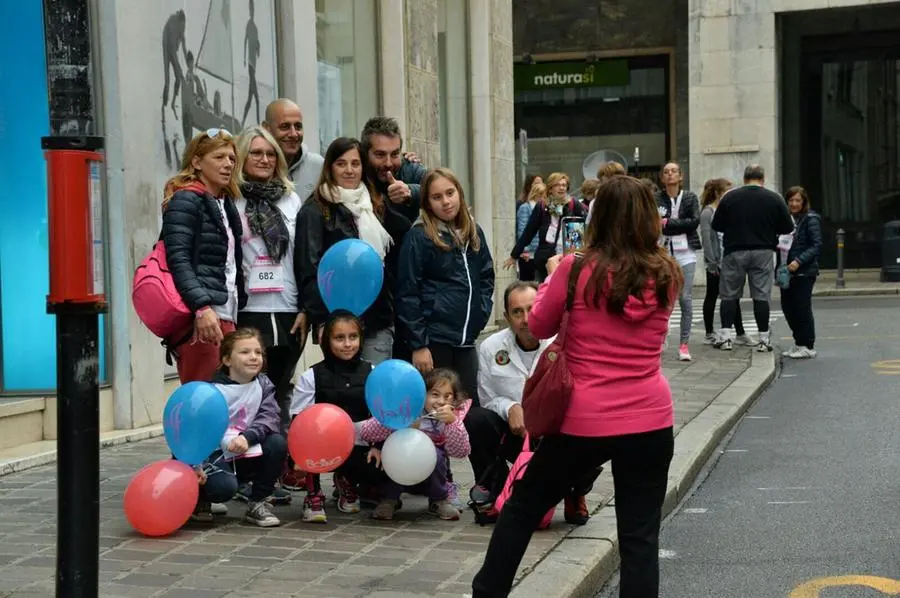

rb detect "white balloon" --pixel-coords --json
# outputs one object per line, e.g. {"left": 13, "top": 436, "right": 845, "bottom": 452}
{"left": 381, "top": 428, "right": 438, "bottom": 486}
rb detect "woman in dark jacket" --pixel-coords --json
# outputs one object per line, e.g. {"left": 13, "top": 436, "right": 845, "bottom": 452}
{"left": 506, "top": 172, "right": 586, "bottom": 282}
{"left": 396, "top": 167, "right": 495, "bottom": 402}
{"left": 656, "top": 162, "right": 701, "bottom": 361}
{"left": 780, "top": 186, "right": 822, "bottom": 359}
{"left": 162, "top": 129, "right": 247, "bottom": 383}
{"left": 294, "top": 137, "right": 410, "bottom": 365}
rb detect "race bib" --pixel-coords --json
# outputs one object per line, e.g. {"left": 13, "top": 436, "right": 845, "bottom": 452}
{"left": 778, "top": 234, "right": 793, "bottom": 264}
{"left": 671, "top": 235, "right": 690, "bottom": 252}
{"left": 545, "top": 216, "right": 560, "bottom": 245}
{"left": 248, "top": 256, "right": 284, "bottom": 293}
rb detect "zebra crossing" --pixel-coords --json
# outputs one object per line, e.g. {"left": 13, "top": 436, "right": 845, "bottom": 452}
{"left": 668, "top": 303, "right": 784, "bottom": 335}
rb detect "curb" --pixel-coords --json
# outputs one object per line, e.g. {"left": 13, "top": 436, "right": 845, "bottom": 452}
{"left": 0, "top": 425, "right": 164, "bottom": 477}
{"left": 509, "top": 350, "right": 776, "bottom": 598}
{"left": 812, "top": 287, "right": 900, "bottom": 297}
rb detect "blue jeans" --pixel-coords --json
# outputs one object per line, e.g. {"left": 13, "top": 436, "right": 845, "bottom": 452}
{"left": 200, "top": 433, "right": 287, "bottom": 503}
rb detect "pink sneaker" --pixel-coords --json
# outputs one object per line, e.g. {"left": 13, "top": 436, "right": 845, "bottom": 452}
{"left": 678, "top": 343, "right": 692, "bottom": 361}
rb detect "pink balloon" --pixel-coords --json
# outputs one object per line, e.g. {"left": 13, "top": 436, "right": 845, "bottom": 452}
{"left": 288, "top": 404, "right": 355, "bottom": 473}
{"left": 123, "top": 459, "right": 199, "bottom": 537}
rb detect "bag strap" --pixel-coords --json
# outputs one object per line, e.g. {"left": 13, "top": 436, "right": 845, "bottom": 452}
{"left": 565, "top": 253, "right": 586, "bottom": 311}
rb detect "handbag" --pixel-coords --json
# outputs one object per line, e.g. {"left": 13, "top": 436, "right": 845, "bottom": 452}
{"left": 494, "top": 434, "right": 555, "bottom": 530}
{"left": 521, "top": 254, "right": 586, "bottom": 438}
{"left": 775, "top": 264, "right": 791, "bottom": 289}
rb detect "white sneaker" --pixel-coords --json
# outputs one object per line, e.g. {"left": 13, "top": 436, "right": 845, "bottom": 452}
{"left": 703, "top": 333, "right": 717, "bottom": 345}
{"left": 785, "top": 346, "right": 817, "bottom": 359}
{"left": 210, "top": 502, "right": 228, "bottom": 515}
{"left": 734, "top": 334, "right": 755, "bottom": 346}
{"left": 718, "top": 338, "right": 733, "bottom": 351}
{"left": 756, "top": 336, "right": 773, "bottom": 352}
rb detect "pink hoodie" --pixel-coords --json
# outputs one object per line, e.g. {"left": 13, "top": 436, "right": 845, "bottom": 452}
{"left": 529, "top": 254, "right": 675, "bottom": 437}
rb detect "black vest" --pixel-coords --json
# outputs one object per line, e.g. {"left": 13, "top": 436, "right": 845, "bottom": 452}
{"left": 313, "top": 360, "right": 371, "bottom": 423}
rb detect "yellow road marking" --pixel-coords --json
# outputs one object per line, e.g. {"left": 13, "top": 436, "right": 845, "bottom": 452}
{"left": 789, "top": 575, "right": 900, "bottom": 597}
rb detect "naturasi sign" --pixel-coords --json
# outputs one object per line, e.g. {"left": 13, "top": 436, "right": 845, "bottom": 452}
{"left": 514, "top": 59, "right": 630, "bottom": 92}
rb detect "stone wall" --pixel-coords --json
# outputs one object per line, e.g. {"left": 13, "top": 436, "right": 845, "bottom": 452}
{"left": 404, "top": 0, "right": 442, "bottom": 168}
{"left": 491, "top": 0, "right": 518, "bottom": 305}
{"left": 688, "top": 0, "right": 900, "bottom": 192}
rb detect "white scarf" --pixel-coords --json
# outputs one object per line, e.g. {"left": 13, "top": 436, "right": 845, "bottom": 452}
{"left": 320, "top": 183, "right": 393, "bottom": 260}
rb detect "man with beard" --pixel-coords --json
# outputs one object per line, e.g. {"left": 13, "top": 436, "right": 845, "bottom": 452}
{"left": 360, "top": 116, "right": 427, "bottom": 223}
{"left": 465, "top": 281, "right": 597, "bottom": 526}
{"left": 262, "top": 99, "right": 324, "bottom": 202}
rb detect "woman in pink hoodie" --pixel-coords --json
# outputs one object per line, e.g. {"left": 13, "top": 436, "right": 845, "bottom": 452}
{"left": 472, "top": 175, "right": 684, "bottom": 598}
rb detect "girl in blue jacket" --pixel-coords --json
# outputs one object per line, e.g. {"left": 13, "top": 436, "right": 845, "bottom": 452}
{"left": 395, "top": 167, "right": 495, "bottom": 404}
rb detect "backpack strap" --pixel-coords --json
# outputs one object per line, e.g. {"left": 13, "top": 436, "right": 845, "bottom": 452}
{"left": 565, "top": 253, "right": 585, "bottom": 311}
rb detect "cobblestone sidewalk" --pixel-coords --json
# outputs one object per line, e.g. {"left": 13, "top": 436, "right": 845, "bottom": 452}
{"left": 0, "top": 345, "right": 751, "bottom": 598}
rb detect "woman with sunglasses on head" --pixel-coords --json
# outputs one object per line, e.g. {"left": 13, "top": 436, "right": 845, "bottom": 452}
{"left": 162, "top": 128, "right": 246, "bottom": 383}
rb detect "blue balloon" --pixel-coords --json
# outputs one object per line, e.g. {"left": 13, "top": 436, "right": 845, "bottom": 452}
{"left": 317, "top": 239, "right": 384, "bottom": 316}
{"left": 163, "top": 382, "right": 230, "bottom": 465}
{"left": 365, "top": 360, "right": 427, "bottom": 430}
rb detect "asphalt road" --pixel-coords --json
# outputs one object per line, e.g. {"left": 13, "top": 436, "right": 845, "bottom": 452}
{"left": 598, "top": 296, "right": 900, "bottom": 598}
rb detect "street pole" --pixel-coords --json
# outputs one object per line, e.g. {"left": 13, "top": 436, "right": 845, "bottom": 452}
{"left": 54, "top": 304, "right": 102, "bottom": 597}
{"left": 43, "top": 136, "right": 106, "bottom": 598}
{"left": 836, "top": 228, "right": 846, "bottom": 289}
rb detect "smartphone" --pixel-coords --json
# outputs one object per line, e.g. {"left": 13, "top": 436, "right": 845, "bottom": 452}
{"left": 561, "top": 216, "right": 586, "bottom": 255}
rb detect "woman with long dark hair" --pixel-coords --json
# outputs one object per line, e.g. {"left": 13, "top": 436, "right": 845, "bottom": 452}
{"left": 472, "top": 175, "right": 683, "bottom": 598}
{"left": 294, "top": 137, "right": 410, "bottom": 364}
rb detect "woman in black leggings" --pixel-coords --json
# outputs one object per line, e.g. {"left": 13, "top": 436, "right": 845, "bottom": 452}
{"left": 699, "top": 179, "right": 748, "bottom": 346}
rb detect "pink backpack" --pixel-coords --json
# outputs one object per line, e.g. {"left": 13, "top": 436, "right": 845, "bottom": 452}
{"left": 493, "top": 434, "right": 556, "bottom": 529}
{"left": 132, "top": 240, "right": 192, "bottom": 340}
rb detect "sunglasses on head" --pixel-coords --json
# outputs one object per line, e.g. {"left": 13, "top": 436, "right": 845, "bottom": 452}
{"left": 204, "top": 128, "right": 232, "bottom": 139}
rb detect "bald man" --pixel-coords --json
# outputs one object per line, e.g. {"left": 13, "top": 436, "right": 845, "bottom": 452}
{"left": 263, "top": 99, "right": 324, "bottom": 202}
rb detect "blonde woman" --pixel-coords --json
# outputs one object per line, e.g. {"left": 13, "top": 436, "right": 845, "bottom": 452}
{"left": 506, "top": 172, "right": 585, "bottom": 281}
{"left": 516, "top": 181, "right": 546, "bottom": 281}
{"left": 396, "top": 167, "right": 495, "bottom": 402}
{"left": 162, "top": 129, "right": 244, "bottom": 383}
{"left": 233, "top": 126, "right": 304, "bottom": 425}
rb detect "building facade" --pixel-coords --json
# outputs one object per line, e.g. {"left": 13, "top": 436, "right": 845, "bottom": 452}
{"left": 0, "top": 0, "right": 515, "bottom": 442}
{"left": 514, "top": 0, "right": 900, "bottom": 269}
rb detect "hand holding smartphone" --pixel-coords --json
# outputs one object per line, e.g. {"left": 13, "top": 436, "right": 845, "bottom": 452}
{"left": 561, "top": 216, "right": 586, "bottom": 255}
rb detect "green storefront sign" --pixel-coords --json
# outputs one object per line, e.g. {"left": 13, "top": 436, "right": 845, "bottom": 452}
{"left": 514, "top": 60, "right": 630, "bottom": 91}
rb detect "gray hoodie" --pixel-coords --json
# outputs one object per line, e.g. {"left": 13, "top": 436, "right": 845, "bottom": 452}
{"left": 288, "top": 143, "right": 325, "bottom": 203}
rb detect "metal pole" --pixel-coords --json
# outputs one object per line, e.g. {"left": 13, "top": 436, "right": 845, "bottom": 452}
{"left": 835, "top": 228, "right": 846, "bottom": 289}
{"left": 55, "top": 305, "right": 101, "bottom": 598}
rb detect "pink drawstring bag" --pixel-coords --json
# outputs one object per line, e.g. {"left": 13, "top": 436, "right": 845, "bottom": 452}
{"left": 493, "top": 434, "right": 556, "bottom": 530}
{"left": 132, "top": 240, "right": 192, "bottom": 340}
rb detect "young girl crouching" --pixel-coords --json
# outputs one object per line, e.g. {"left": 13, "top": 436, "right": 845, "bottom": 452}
{"left": 289, "top": 311, "right": 387, "bottom": 523}
{"left": 193, "top": 328, "right": 287, "bottom": 527}
{"left": 361, "top": 368, "right": 471, "bottom": 521}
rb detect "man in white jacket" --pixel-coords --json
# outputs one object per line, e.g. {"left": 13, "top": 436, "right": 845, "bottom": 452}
{"left": 466, "top": 283, "right": 548, "bottom": 493}
{"left": 465, "top": 280, "right": 597, "bottom": 525}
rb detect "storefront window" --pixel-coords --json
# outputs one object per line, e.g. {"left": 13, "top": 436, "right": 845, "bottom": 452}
{"left": 0, "top": 0, "right": 108, "bottom": 391}
{"left": 316, "top": 0, "right": 380, "bottom": 149}
{"left": 514, "top": 56, "right": 670, "bottom": 193}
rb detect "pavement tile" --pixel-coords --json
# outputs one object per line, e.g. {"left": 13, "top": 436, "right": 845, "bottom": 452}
{"left": 0, "top": 348, "right": 751, "bottom": 596}
{"left": 115, "top": 572, "right": 184, "bottom": 587}
{"left": 157, "top": 590, "right": 231, "bottom": 598}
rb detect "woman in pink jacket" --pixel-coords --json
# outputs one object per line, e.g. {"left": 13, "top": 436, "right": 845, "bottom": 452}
{"left": 472, "top": 175, "right": 684, "bottom": 598}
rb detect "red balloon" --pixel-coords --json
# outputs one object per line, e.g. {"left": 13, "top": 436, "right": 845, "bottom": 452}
{"left": 123, "top": 459, "right": 199, "bottom": 537}
{"left": 289, "top": 404, "right": 355, "bottom": 473}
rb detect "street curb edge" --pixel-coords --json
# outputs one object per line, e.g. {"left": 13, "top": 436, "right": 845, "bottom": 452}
{"left": 509, "top": 350, "right": 776, "bottom": 598}
{"left": 0, "top": 425, "right": 164, "bottom": 478}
